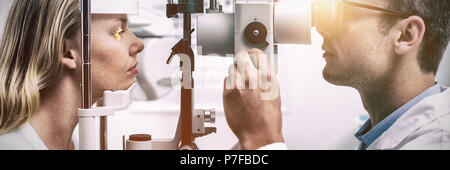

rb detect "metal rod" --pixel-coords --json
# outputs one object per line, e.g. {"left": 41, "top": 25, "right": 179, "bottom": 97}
{"left": 81, "top": 0, "right": 92, "bottom": 110}
{"left": 100, "top": 116, "right": 108, "bottom": 150}
{"left": 210, "top": 0, "right": 217, "bottom": 10}
{"left": 183, "top": 13, "right": 191, "bottom": 42}
{"left": 180, "top": 12, "right": 194, "bottom": 149}
{"left": 79, "top": 0, "right": 95, "bottom": 150}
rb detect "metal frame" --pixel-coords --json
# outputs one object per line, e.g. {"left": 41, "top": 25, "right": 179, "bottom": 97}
{"left": 79, "top": 0, "right": 94, "bottom": 150}
{"left": 342, "top": 0, "right": 408, "bottom": 18}
{"left": 166, "top": 0, "right": 205, "bottom": 150}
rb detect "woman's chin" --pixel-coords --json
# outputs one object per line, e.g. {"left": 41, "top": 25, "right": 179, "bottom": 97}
{"left": 123, "top": 78, "right": 137, "bottom": 90}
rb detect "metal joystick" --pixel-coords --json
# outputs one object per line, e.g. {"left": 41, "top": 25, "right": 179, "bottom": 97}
{"left": 204, "top": 108, "right": 215, "bottom": 123}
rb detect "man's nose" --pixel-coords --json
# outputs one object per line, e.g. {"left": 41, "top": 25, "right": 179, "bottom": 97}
{"left": 316, "top": 28, "right": 330, "bottom": 39}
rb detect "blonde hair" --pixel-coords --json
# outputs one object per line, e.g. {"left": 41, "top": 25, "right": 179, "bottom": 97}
{"left": 0, "top": 0, "right": 80, "bottom": 134}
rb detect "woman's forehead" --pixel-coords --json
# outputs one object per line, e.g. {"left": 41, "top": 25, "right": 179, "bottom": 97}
{"left": 92, "top": 14, "right": 128, "bottom": 24}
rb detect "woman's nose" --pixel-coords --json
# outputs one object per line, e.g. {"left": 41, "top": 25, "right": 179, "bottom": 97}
{"left": 129, "top": 34, "right": 145, "bottom": 56}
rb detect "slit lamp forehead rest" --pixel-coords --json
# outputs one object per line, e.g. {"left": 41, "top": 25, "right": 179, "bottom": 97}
{"left": 91, "top": 0, "right": 139, "bottom": 15}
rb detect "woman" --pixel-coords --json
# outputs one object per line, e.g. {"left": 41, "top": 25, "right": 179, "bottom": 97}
{"left": 0, "top": 0, "right": 145, "bottom": 149}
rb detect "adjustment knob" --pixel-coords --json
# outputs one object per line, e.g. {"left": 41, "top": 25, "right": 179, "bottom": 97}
{"left": 204, "top": 108, "right": 215, "bottom": 123}
{"left": 244, "top": 22, "right": 269, "bottom": 47}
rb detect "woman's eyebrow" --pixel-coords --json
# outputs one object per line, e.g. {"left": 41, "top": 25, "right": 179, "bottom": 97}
{"left": 117, "top": 16, "right": 128, "bottom": 25}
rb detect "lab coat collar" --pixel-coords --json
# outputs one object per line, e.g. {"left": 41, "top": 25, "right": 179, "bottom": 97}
{"left": 368, "top": 85, "right": 449, "bottom": 149}
{"left": 356, "top": 83, "right": 442, "bottom": 149}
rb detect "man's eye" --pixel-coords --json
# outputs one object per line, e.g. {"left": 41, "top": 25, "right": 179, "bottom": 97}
{"left": 113, "top": 28, "right": 125, "bottom": 40}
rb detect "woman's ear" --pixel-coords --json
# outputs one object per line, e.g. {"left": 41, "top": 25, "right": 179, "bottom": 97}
{"left": 61, "top": 38, "right": 80, "bottom": 70}
{"left": 393, "top": 16, "right": 426, "bottom": 56}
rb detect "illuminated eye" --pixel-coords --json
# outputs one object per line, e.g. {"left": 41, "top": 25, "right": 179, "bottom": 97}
{"left": 113, "top": 28, "right": 124, "bottom": 40}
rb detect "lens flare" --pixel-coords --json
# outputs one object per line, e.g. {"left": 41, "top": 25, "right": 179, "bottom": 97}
{"left": 113, "top": 27, "right": 124, "bottom": 41}
{"left": 312, "top": 0, "right": 341, "bottom": 36}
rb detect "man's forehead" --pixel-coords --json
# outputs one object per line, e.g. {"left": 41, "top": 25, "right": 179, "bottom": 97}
{"left": 350, "top": 0, "right": 390, "bottom": 8}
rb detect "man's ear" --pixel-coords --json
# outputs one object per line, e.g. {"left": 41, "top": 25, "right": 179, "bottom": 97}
{"left": 393, "top": 16, "right": 426, "bottom": 56}
{"left": 61, "top": 38, "right": 80, "bottom": 70}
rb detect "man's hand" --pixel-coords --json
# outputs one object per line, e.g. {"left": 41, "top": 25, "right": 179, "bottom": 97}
{"left": 223, "top": 48, "right": 284, "bottom": 150}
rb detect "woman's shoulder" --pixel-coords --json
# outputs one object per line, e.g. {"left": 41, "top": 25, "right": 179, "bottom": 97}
{"left": 0, "top": 122, "right": 47, "bottom": 150}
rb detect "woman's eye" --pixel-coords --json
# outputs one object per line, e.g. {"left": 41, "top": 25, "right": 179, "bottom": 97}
{"left": 113, "top": 28, "right": 125, "bottom": 41}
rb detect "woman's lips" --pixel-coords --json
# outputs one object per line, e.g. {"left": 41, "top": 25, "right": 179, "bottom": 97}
{"left": 129, "top": 63, "right": 139, "bottom": 74}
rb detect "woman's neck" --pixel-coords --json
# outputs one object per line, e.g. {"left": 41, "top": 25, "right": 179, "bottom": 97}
{"left": 29, "top": 75, "right": 81, "bottom": 150}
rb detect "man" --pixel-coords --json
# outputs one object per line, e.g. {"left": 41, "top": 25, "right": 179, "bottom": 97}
{"left": 223, "top": 0, "right": 450, "bottom": 150}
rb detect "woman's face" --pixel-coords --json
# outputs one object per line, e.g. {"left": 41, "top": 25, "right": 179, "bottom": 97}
{"left": 90, "top": 14, "right": 145, "bottom": 100}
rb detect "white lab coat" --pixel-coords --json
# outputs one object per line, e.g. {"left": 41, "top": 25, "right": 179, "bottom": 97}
{"left": 259, "top": 86, "right": 450, "bottom": 150}
{"left": 366, "top": 86, "right": 450, "bottom": 150}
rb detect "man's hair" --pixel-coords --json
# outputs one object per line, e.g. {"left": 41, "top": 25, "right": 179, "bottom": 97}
{"left": 383, "top": 0, "right": 449, "bottom": 75}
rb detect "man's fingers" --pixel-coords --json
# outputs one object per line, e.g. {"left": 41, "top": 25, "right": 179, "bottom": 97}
{"left": 249, "top": 48, "right": 264, "bottom": 54}
{"left": 247, "top": 49, "right": 274, "bottom": 90}
{"left": 248, "top": 48, "right": 265, "bottom": 69}
{"left": 228, "top": 63, "right": 235, "bottom": 77}
{"left": 226, "top": 63, "right": 245, "bottom": 89}
{"left": 229, "top": 49, "right": 275, "bottom": 90}
{"left": 235, "top": 51, "right": 257, "bottom": 75}
{"left": 226, "top": 64, "right": 236, "bottom": 89}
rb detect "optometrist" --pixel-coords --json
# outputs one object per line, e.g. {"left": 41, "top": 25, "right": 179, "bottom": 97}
{"left": 223, "top": 0, "right": 450, "bottom": 150}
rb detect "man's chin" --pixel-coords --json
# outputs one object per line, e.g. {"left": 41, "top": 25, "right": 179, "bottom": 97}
{"left": 322, "top": 67, "right": 349, "bottom": 87}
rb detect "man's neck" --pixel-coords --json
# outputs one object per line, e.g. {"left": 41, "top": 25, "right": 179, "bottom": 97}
{"left": 357, "top": 71, "right": 435, "bottom": 128}
{"left": 29, "top": 75, "right": 81, "bottom": 150}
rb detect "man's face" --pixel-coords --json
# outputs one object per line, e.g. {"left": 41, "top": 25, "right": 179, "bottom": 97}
{"left": 319, "top": 0, "right": 395, "bottom": 88}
